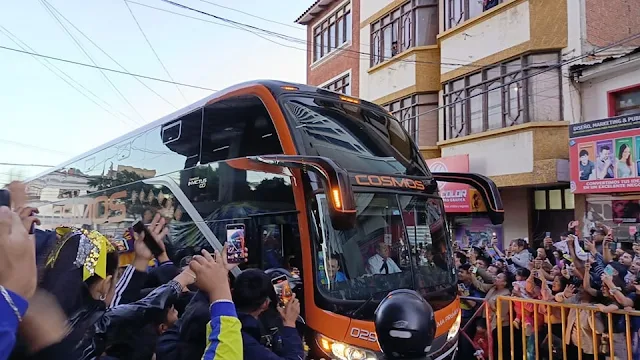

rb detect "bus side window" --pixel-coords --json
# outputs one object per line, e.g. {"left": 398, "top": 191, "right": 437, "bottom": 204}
{"left": 201, "top": 96, "right": 283, "bottom": 165}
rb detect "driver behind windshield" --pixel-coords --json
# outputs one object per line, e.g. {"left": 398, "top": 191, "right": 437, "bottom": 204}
{"left": 367, "top": 242, "right": 401, "bottom": 275}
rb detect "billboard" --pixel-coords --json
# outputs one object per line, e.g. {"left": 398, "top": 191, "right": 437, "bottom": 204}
{"left": 569, "top": 113, "right": 640, "bottom": 194}
{"left": 426, "top": 154, "right": 482, "bottom": 212}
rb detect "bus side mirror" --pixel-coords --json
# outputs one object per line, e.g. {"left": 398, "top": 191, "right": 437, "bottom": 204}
{"left": 431, "top": 172, "right": 504, "bottom": 225}
{"left": 248, "top": 155, "right": 356, "bottom": 230}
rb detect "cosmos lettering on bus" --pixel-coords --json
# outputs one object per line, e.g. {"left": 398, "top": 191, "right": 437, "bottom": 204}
{"left": 50, "top": 190, "right": 127, "bottom": 225}
{"left": 352, "top": 175, "right": 426, "bottom": 191}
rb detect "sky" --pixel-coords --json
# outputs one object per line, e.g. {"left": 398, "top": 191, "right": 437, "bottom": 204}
{"left": 0, "top": 0, "right": 312, "bottom": 185}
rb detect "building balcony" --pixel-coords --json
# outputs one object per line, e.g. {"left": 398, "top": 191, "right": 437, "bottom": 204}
{"left": 438, "top": 121, "right": 570, "bottom": 187}
{"left": 438, "top": 0, "right": 568, "bottom": 82}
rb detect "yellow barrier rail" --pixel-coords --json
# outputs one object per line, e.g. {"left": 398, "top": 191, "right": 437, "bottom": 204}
{"left": 492, "top": 295, "right": 640, "bottom": 360}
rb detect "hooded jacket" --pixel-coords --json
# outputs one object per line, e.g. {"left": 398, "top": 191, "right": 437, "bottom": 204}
{"left": 64, "top": 281, "right": 181, "bottom": 360}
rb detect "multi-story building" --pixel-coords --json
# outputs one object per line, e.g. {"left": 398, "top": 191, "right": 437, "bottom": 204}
{"left": 296, "top": 0, "right": 360, "bottom": 97}
{"left": 295, "top": 0, "right": 640, "bottom": 244}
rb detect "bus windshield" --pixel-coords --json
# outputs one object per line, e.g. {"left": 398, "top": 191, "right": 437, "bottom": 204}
{"left": 311, "top": 191, "right": 457, "bottom": 318}
{"left": 282, "top": 96, "right": 430, "bottom": 177}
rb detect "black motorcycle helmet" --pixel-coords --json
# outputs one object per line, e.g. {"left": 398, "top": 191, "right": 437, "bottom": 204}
{"left": 374, "top": 289, "right": 436, "bottom": 359}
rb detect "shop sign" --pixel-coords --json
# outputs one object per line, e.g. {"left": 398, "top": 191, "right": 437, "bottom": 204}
{"left": 425, "top": 155, "right": 479, "bottom": 212}
{"left": 569, "top": 113, "right": 640, "bottom": 194}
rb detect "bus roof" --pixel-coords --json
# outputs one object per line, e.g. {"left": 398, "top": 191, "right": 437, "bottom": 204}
{"left": 25, "top": 79, "right": 386, "bottom": 183}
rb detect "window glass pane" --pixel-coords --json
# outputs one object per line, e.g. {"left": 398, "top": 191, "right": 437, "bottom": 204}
{"left": 534, "top": 190, "right": 547, "bottom": 210}
{"left": 447, "top": 0, "right": 465, "bottom": 29}
{"left": 528, "top": 68, "right": 560, "bottom": 121}
{"left": 372, "top": 32, "right": 381, "bottom": 65}
{"left": 452, "top": 79, "right": 464, "bottom": 91}
{"left": 201, "top": 97, "right": 283, "bottom": 165}
{"left": 548, "top": 190, "right": 562, "bottom": 210}
{"left": 468, "top": 0, "right": 484, "bottom": 19}
{"left": 505, "top": 74, "right": 523, "bottom": 124}
{"left": 329, "top": 23, "right": 336, "bottom": 51}
{"left": 529, "top": 53, "right": 558, "bottom": 67}
{"left": 323, "top": 30, "right": 329, "bottom": 55}
{"left": 314, "top": 34, "right": 321, "bottom": 61}
{"left": 469, "top": 73, "right": 482, "bottom": 86}
{"left": 345, "top": 12, "right": 352, "bottom": 42}
{"left": 615, "top": 90, "right": 640, "bottom": 113}
{"left": 504, "top": 60, "right": 521, "bottom": 74}
{"left": 486, "top": 66, "right": 501, "bottom": 80}
{"left": 564, "top": 189, "right": 575, "bottom": 210}
{"left": 415, "top": 7, "right": 437, "bottom": 46}
{"left": 383, "top": 26, "right": 392, "bottom": 60}
{"left": 469, "top": 86, "right": 483, "bottom": 134}
{"left": 344, "top": 82, "right": 351, "bottom": 96}
{"left": 337, "top": 18, "right": 344, "bottom": 44}
{"left": 487, "top": 81, "right": 502, "bottom": 130}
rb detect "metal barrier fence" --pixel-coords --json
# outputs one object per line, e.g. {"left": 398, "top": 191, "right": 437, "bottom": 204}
{"left": 460, "top": 295, "right": 640, "bottom": 360}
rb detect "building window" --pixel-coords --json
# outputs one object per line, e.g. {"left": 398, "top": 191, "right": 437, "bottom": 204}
{"left": 323, "top": 74, "right": 351, "bottom": 95}
{"left": 443, "top": 53, "right": 561, "bottom": 139}
{"left": 313, "top": 3, "right": 352, "bottom": 63}
{"left": 446, "top": 0, "right": 502, "bottom": 30}
{"left": 609, "top": 84, "right": 640, "bottom": 116}
{"left": 384, "top": 93, "right": 438, "bottom": 144}
{"left": 370, "top": 0, "right": 438, "bottom": 67}
{"left": 534, "top": 188, "right": 574, "bottom": 210}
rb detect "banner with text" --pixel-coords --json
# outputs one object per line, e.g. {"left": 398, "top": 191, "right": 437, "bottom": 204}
{"left": 426, "top": 154, "right": 480, "bottom": 212}
{"left": 569, "top": 113, "right": 640, "bottom": 194}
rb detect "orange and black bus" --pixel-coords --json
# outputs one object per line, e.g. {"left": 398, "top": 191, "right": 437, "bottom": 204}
{"left": 26, "top": 80, "right": 503, "bottom": 360}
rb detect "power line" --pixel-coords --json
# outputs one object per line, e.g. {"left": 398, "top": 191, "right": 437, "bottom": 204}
{"left": 0, "top": 162, "right": 55, "bottom": 168}
{"left": 0, "top": 45, "right": 218, "bottom": 91}
{"left": 156, "top": 0, "right": 540, "bottom": 71}
{"left": 198, "top": 0, "right": 305, "bottom": 30}
{"left": 40, "top": 0, "right": 145, "bottom": 125}
{"left": 42, "top": 0, "right": 178, "bottom": 109}
{"left": 0, "top": 25, "right": 130, "bottom": 125}
{"left": 126, "top": 1, "right": 308, "bottom": 51}
{"left": 0, "top": 138, "right": 72, "bottom": 155}
{"left": 124, "top": 0, "right": 188, "bottom": 103}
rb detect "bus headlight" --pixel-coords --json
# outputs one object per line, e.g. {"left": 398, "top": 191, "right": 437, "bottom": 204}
{"left": 317, "top": 334, "right": 378, "bottom": 360}
{"left": 447, "top": 313, "right": 462, "bottom": 342}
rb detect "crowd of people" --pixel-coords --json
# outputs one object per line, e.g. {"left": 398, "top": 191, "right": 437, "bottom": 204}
{"left": 0, "top": 182, "right": 305, "bottom": 360}
{"left": 456, "top": 221, "right": 640, "bottom": 360}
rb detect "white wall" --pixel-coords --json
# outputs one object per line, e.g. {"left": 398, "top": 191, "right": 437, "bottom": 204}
{"left": 440, "top": 1, "right": 531, "bottom": 74}
{"left": 440, "top": 131, "right": 534, "bottom": 176}
{"left": 359, "top": 25, "right": 372, "bottom": 101}
{"left": 580, "top": 66, "right": 640, "bottom": 121}
{"left": 501, "top": 187, "right": 531, "bottom": 243}
{"left": 363, "top": 54, "right": 417, "bottom": 101}
{"left": 360, "top": 0, "right": 393, "bottom": 22}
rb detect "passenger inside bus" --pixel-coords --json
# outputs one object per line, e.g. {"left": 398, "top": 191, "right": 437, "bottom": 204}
{"left": 319, "top": 254, "right": 347, "bottom": 286}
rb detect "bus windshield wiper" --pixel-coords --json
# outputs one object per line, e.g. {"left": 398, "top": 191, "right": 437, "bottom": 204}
{"left": 348, "top": 290, "right": 390, "bottom": 320}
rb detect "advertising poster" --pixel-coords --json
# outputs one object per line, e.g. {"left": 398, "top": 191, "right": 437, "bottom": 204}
{"left": 569, "top": 113, "right": 640, "bottom": 193}
{"left": 452, "top": 216, "right": 503, "bottom": 250}
{"left": 425, "top": 154, "right": 477, "bottom": 212}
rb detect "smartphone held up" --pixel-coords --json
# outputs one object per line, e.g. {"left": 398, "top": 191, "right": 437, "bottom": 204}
{"left": 226, "top": 223, "right": 246, "bottom": 264}
{"left": 132, "top": 220, "right": 164, "bottom": 257}
{"left": 272, "top": 274, "right": 293, "bottom": 306}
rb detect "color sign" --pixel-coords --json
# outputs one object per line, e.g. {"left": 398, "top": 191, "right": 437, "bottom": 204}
{"left": 569, "top": 113, "right": 640, "bottom": 194}
{"left": 425, "top": 154, "right": 475, "bottom": 212}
